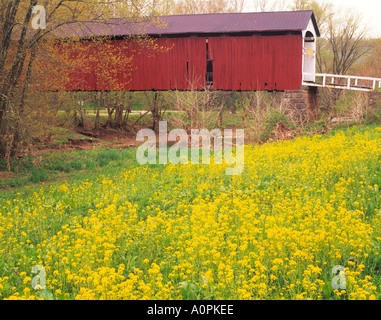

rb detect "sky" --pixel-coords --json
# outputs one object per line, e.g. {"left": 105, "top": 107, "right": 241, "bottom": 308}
{"left": 331, "top": 0, "right": 381, "bottom": 38}
{"left": 245, "top": 0, "right": 381, "bottom": 38}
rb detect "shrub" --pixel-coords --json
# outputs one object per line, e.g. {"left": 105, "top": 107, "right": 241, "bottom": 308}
{"left": 260, "top": 109, "right": 292, "bottom": 142}
{"left": 96, "top": 149, "right": 121, "bottom": 166}
{"left": 29, "top": 168, "right": 48, "bottom": 183}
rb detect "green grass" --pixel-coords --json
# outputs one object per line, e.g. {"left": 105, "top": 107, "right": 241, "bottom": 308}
{"left": 0, "top": 147, "right": 139, "bottom": 192}
{"left": 69, "top": 100, "right": 147, "bottom": 112}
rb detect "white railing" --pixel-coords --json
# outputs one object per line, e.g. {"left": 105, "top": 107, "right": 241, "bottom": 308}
{"left": 303, "top": 73, "right": 381, "bottom": 92}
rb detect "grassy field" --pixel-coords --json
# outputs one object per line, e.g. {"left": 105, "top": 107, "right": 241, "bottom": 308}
{"left": 0, "top": 125, "right": 380, "bottom": 300}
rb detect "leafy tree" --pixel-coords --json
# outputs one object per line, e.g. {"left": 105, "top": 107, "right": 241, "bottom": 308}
{"left": 0, "top": 0, "right": 169, "bottom": 156}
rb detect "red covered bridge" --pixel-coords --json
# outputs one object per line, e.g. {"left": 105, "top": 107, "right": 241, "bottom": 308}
{"left": 52, "top": 10, "right": 320, "bottom": 92}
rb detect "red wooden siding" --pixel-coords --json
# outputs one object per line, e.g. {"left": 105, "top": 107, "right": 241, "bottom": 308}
{"left": 53, "top": 41, "right": 97, "bottom": 92}
{"left": 55, "top": 34, "right": 302, "bottom": 91}
{"left": 57, "top": 37, "right": 206, "bottom": 91}
{"left": 127, "top": 37, "right": 206, "bottom": 90}
{"left": 208, "top": 34, "right": 302, "bottom": 91}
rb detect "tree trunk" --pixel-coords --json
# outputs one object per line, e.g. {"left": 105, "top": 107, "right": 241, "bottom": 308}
{"left": 123, "top": 92, "right": 133, "bottom": 125}
{"left": 11, "top": 45, "right": 38, "bottom": 156}
{"left": 218, "top": 105, "right": 224, "bottom": 127}
{"left": 151, "top": 92, "right": 162, "bottom": 132}
{"left": 114, "top": 103, "right": 124, "bottom": 127}
{"left": 95, "top": 91, "right": 102, "bottom": 130}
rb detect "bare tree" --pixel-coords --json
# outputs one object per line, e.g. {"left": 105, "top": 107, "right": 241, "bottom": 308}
{"left": 326, "top": 9, "right": 371, "bottom": 76}
{"left": 171, "top": 0, "right": 245, "bottom": 14}
{"left": 290, "top": 0, "right": 370, "bottom": 75}
{"left": 251, "top": 0, "right": 286, "bottom": 12}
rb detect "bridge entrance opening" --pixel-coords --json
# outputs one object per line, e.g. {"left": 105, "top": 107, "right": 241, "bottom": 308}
{"left": 303, "top": 31, "right": 316, "bottom": 82}
{"left": 206, "top": 38, "right": 213, "bottom": 88}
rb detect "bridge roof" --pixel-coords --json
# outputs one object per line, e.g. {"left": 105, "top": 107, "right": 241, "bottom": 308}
{"left": 53, "top": 10, "right": 320, "bottom": 39}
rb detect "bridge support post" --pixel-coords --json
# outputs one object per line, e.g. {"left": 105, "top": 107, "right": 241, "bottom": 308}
{"left": 367, "top": 91, "right": 381, "bottom": 110}
{"left": 282, "top": 86, "right": 320, "bottom": 122}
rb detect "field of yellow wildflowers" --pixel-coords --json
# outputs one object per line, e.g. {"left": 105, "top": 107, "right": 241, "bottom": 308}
{"left": 0, "top": 125, "right": 380, "bottom": 300}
